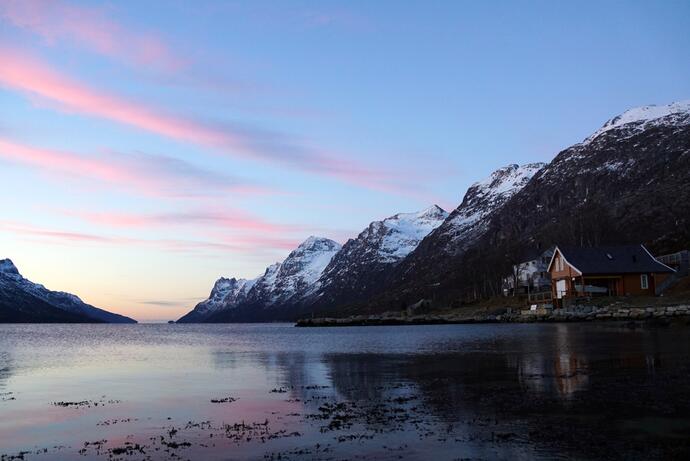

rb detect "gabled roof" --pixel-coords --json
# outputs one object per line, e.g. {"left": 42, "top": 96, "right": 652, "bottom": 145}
{"left": 550, "top": 244, "right": 675, "bottom": 275}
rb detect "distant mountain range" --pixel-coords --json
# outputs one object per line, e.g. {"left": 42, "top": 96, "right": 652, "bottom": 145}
{"left": 179, "top": 100, "right": 690, "bottom": 322}
{"left": 0, "top": 259, "right": 136, "bottom": 323}
{"left": 180, "top": 206, "right": 450, "bottom": 323}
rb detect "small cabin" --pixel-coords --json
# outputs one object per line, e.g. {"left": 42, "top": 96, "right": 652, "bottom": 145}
{"left": 548, "top": 244, "right": 675, "bottom": 306}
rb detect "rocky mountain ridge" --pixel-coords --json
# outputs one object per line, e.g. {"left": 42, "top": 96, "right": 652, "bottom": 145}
{"left": 179, "top": 236, "right": 342, "bottom": 322}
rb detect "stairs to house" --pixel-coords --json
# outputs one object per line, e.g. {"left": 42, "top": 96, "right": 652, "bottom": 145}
{"left": 656, "top": 250, "right": 690, "bottom": 295}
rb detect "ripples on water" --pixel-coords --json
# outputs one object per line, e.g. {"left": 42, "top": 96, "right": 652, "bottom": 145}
{"left": 1, "top": 323, "right": 690, "bottom": 459}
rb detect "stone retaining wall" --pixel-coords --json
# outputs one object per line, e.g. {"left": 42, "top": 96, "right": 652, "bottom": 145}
{"left": 295, "top": 304, "right": 690, "bottom": 327}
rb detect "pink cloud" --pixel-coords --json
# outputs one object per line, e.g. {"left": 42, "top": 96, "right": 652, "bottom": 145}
{"left": 0, "top": 45, "right": 410, "bottom": 191}
{"left": 0, "top": 0, "right": 185, "bottom": 73}
{"left": 62, "top": 209, "right": 297, "bottom": 235}
{"left": 0, "top": 137, "right": 270, "bottom": 198}
{"left": 0, "top": 220, "right": 299, "bottom": 253}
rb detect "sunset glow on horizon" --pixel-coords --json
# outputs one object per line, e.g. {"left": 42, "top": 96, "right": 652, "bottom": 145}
{"left": 2, "top": 0, "right": 689, "bottom": 321}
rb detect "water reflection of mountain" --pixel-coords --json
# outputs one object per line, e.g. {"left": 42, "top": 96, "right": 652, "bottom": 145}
{"left": 211, "top": 350, "right": 331, "bottom": 393}
{"left": 315, "top": 326, "right": 690, "bottom": 459}
{"left": 207, "top": 324, "right": 690, "bottom": 458}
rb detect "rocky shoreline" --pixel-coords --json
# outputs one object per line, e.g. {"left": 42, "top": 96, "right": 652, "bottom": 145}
{"left": 295, "top": 304, "right": 690, "bottom": 327}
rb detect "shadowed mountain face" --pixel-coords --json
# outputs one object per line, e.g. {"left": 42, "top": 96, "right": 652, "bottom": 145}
{"left": 0, "top": 259, "right": 136, "bottom": 323}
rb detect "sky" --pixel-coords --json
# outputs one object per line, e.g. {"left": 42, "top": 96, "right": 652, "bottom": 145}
{"left": 1, "top": 0, "right": 689, "bottom": 322}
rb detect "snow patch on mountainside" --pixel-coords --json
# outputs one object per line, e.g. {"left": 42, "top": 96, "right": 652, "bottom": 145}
{"left": 314, "top": 205, "right": 448, "bottom": 292}
{"left": 584, "top": 100, "right": 690, "bottom": 144}
{"left": 373, "top": 205, "right": 449, "bottom": 262}
{"left": 274, "top": 236, "right": 342, "bottom": 295}
{"left": 446, "top": 163, "right": 545, "bottom": 232}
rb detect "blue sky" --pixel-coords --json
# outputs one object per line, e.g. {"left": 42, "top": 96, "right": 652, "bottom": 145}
{"left": 1, "top": 0, "right": 689, "bottom": 321}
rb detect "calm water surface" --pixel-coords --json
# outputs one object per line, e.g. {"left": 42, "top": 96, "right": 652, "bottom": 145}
{"left": 1, "top": 323, "right": 690, "bottom": 460}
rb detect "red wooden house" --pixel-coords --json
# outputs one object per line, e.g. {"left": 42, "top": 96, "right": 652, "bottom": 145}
{"left": 547, "top": 245, "right": 674, "bottom": 306}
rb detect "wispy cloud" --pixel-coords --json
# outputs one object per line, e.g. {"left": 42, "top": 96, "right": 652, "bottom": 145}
{"left": 138, "top": 299, "right": 198, "bottom": 308}
{"left": 0, "top": 0, "right": 184, "bottom": 73}
{"left": 61, "top": 209, "right": 297, "bottom": 236}
{"left": 0, "top": 220, "right": 300, "bottom": 253}
{"left": 0, "top": 137, "right": 269, "bottom": 198}
{"left": 0, "top": 45, "right": 402, "bottom": 190}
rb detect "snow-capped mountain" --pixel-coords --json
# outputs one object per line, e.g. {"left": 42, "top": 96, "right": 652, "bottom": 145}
{"left": 0, "top": 259, "right": 136, "bottom": 323}
{"left": 304, "top": 205, "right": 448, "bottom": 308}
{"left": 178, "top": 236, "right": 341, "bottom": 322}
{"left": 431, "top": 163, "right": 545, "bottom": 254}
{"left": 269, "top": 236, "right": 342, "bottom": 303}
{"left": 583, "top": 100, "right": 690, "bottom": 145}
{"left": 176, "top": 276, "right": 256, "bottom": 323}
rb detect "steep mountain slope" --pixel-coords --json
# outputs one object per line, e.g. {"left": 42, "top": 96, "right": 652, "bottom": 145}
{"left": 305, "top": 206, "right": 448, "bottom": 309}
{"left": 176, "top": 276, "right": 256, "bottom": 323}
{"left": 369, "top": 101, "right": 690, "bottom": 308}
{"left": 180, "top": 237, "right": 341, "bottom": 322}
{"left": 268, "top": 236, "right": 343, "bottom": 304}
{"left": 0, "top": 259, "right": 136, "bottom": 323}
{"left": 416, "top": 163, "right": 545, "bottom": 257}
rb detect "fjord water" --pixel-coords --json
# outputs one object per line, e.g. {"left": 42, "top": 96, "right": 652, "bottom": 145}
{"left": 1, "top": 323, "right": 689, "bottom": 460}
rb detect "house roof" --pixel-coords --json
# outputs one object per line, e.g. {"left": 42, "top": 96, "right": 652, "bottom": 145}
{"left": 553, "top": 245, "right": 674, "bottom": 275}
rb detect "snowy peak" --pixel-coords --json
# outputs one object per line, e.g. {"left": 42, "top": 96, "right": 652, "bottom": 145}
{"left": 439, "top": 163, "right": 544, "bottom": 248}
{"left": 0, "top": 258, "right": 19, "bottom": 276}
{"left": 383, "top": 205, "right": 448, "bottom": 223}
{"left": 584, "top": 100, "right": 690, "bottom": 144}
{"left": 209, "top": 277, "right": 247, "bottom": 302}
{"left": 270, "top": 236, "right": 342, "bottom": 302}
{"left": 343, "top": 205, "right": 448, "bottom": 265}
{"left": 293, "top": 235, "right": 342, "bottom": 253}
{"left": 279, "top": 236, "right": 342, "bottom": 280}
{"left": 179, "top": 275, "right": 258, "bottom": 321}
{"left": 305, "top": 205, "right": 449, "bottom": 306}
{"left": 456, "top": 163, "right": 544, "bottom": 218}
{"left": 465, "top": 163, "right": 544, "bottom": 205}
{"left": 371, "top": 206, "right": 449, "bottom": 262}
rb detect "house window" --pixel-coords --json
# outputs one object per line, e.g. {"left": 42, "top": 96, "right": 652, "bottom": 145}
{"left": 640, "top": 274, "right": 649, "bottom": 290}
